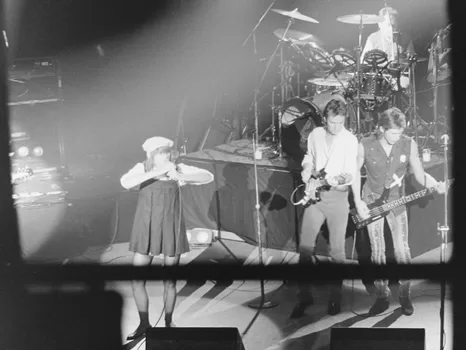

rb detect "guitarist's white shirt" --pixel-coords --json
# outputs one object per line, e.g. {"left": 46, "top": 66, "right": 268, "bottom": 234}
{"left": 301, "top": 126, "right": 358, "bottom": 187}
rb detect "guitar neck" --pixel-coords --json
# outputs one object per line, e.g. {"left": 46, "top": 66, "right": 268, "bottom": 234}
{"left": 377, "top": 186, "right": 436, "bottom": 213}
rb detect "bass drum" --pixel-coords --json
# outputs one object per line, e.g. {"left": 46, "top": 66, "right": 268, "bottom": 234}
{"left": 279, "top": 97, "right": 324, "bottom": 161}
{"left": 311, "top": 90, "right": 357, "bottom": 132}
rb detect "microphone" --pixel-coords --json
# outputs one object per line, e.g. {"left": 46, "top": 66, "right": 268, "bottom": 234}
{"left": 440, "top": 134, "right": 450, "bottom": 144}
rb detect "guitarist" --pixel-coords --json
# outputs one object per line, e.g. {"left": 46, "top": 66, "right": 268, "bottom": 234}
{"left": 290, "top": 99, "right": 358, "bottom": 318}
{"left": 352, "top": 107, "right": 446, "bottom": 316}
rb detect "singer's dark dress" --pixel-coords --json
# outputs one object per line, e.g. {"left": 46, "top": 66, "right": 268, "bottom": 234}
{"left": 129, "top": 168, "right": 189, "bottom": 257}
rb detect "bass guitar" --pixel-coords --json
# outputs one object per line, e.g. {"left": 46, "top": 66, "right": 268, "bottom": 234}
{"left": 350, "top": 179, "right": 453, "bottom": 229}
{"left": 291, "top": 169, "right": 330, "bottom": 207}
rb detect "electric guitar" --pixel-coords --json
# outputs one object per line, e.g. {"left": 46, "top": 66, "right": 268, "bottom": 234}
{"left": 350, "top": 179, "right": 453, "bottom": 229}
{"left": 299, "top": 169, "right": 331, "bottom": 207}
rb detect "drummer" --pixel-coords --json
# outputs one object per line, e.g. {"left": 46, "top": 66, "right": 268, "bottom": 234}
{"left": 361, "top": 7, "right": 415, "bottom": 64}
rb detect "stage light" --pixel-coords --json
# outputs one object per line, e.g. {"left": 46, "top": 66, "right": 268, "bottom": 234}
{"left": 17, "top": 146, "right": 29, "bottom": 157}
{"left": 197, "top": 231, "right": 210, "bottom": 244}
{"left": 186, "top": 229, "right": 213, "bottom": 248}
{"left": 33, "top": 146, "right": 44, "bottom": 157}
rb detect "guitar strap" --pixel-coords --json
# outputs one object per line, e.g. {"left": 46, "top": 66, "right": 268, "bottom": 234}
{"left": 383, "top": 149, "right": 401, "bottom": 191}
{"left": 383, "top": 138, "right": 410, "bottom": 193}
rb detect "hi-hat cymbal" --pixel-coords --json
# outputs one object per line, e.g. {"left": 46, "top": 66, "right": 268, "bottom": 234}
{"left": 271, "top": 8, "right": 319, "bottom": 24}
{"left": 273, "top": 28, "right": 322, "bottom": 46}
{"left": 337, "top": 14, "right": 382, "bottom": 25}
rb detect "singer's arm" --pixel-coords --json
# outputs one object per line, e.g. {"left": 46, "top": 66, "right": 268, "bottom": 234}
{"left": 120, "top": 163, "right": 167, "bottom": 190}
{"left": 175, "top": 164, "right": 214, "bottom": 185}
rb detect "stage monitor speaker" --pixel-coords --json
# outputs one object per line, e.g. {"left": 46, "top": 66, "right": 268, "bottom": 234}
{"left": 330, "top": 327, "right": 425, "bottom": 350}
{"left": 146, "top": 327, "right": 245, "bottom": 350}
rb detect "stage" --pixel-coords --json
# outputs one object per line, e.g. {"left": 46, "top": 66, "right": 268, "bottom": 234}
{"left": 17, "top": 139, "right": 453, "bottom": 349}
{"left": 63, "top": 238, "right": 453, "bottom": 350}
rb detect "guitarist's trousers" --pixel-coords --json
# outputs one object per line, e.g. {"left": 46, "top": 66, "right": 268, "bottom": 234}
{"left": 367, "top": 210, "right": 411, "bottom": 298}
{"left": 297, "top": 189, "right": 349, "bottom": 302}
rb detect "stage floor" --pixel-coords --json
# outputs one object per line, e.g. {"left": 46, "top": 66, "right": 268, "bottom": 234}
{"left": 65, "top": 238, "right": 454, "bottom": 350}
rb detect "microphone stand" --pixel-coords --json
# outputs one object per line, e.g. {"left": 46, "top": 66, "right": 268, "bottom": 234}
{"left": 242, "top": 0, "right": 276, "bottom": 48}
{"left": 248, "top": 133, "right": 278, "bottom": 309}
{"left": 437, "top": 134, "right": 450, "bottom": 350}
{"left": 354, "top": 12, "right": 364, "bottom": 135}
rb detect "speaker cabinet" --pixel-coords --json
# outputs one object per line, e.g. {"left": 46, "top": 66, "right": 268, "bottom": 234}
{"left": 330, "top": 328, "right": 425, "bottom": 350}
{"left": 146, "top": 327, "right": 245, "bottom": 350}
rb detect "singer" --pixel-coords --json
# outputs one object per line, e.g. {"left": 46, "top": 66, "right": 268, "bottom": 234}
{"left": 352, "top": 108, "right": 446, "bottom": 316}
{"left": 120, "top": 136, "right": 214, "bottom": 340}
{"left": 290, "top": 99, "right": 358, "bottom": 319}
{"left": 361, "top": 6, "right": 415, "bottom": 63}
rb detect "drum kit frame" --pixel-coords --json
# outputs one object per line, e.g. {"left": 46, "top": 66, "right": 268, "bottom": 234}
{"left": 243, "top": 6, "right": 451, "bottom": 160}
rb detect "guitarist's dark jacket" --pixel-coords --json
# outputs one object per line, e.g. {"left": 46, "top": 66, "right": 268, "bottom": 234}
{"left": 361, "top": 134, "right": 412, "bottom": 216}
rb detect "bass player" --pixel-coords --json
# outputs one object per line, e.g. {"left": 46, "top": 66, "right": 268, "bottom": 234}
{"left": 352, "top": 107, "right": 446, "bottom": 316}
{"left": 290, "top": 99, "right": 358, "bottom": 318}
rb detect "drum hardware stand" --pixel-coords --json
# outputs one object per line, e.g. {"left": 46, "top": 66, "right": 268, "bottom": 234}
{"left": 437, "top": 133, "right": 450, "bottom": 350}
{"left": 271, "top": 86, "right": 277, "bottom": 142}
{"left": 429, "top": 32, "right": 441, "bottom": 145}
{"left": 174, "top": 96, "right": 188, "bottom": 154}
{"left": 252, "top": 17, "right": 294, "bottom": 153}
{"left": 197, "top": 95, "right": 218, "bottom": 151}
{"left": 407, "top": 57, "right": 420, "bottom": 145}
{"left": 248, "top": 133, "right": 279, "bottom": 310}
{"left": 242, "top": 0, "right": 277, "bottom": 144}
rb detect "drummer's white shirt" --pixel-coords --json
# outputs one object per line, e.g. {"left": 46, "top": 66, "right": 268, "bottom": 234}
{"left": 301, "top": 126, "right": 358, "bottom": 187}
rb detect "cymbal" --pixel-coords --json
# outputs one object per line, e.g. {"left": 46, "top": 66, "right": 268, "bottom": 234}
{"left": 271, "top": 8, "right": 319, "bottom": 24}
{"left": 273, "top": 28, "right": 322, "bottom": 46}
{"left": 337, "top": 14, "right": 382, "bottom": 25}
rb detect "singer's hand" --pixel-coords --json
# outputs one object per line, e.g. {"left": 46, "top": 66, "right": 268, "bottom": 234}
{"left": 166, "top": 169, "right": 180, "bottom": 181}
{"left": 150, "top": 162, "right": 176, "bottom": 178}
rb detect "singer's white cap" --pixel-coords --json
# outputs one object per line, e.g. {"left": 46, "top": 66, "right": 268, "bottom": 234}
{"left": 142, "top": 136, "right": 174, "bottom": 153}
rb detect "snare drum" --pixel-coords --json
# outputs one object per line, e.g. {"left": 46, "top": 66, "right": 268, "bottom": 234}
{"left": 280, "top": 97, "right": 324, "bottom": 159}
{"left": 306, "top": 77, "right": 348, "bottom": 96}
{"left": 360, "top": 73, "right": 392, "bottom": 101}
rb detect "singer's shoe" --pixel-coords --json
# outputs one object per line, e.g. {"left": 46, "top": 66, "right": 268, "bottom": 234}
{"left": 368, "top": 297, "right": 390, "bottom": 316}
{"left": 126, "top": 325, "right": 150, "bottom": 341}
{"left": 290, "top": 298, "right": 313, "bottom": 319}
{"left": 399, "top": 296, "right": 414, "bottom": 316}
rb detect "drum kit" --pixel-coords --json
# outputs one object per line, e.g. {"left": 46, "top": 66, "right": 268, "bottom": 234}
{"left": 244, "top": 7, "right": 450, "bottom": 160}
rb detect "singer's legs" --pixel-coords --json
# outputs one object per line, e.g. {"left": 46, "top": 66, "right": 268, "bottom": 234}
{"left": 163, "top": 255, "right": 180, "bottom": 327}
{"left": 128, "top": 252, "right": 153, "bottom": 339}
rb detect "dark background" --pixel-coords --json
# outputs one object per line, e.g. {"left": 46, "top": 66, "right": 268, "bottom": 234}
{"left": 4, "top": 0, "right": 449, "bottom": 175}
